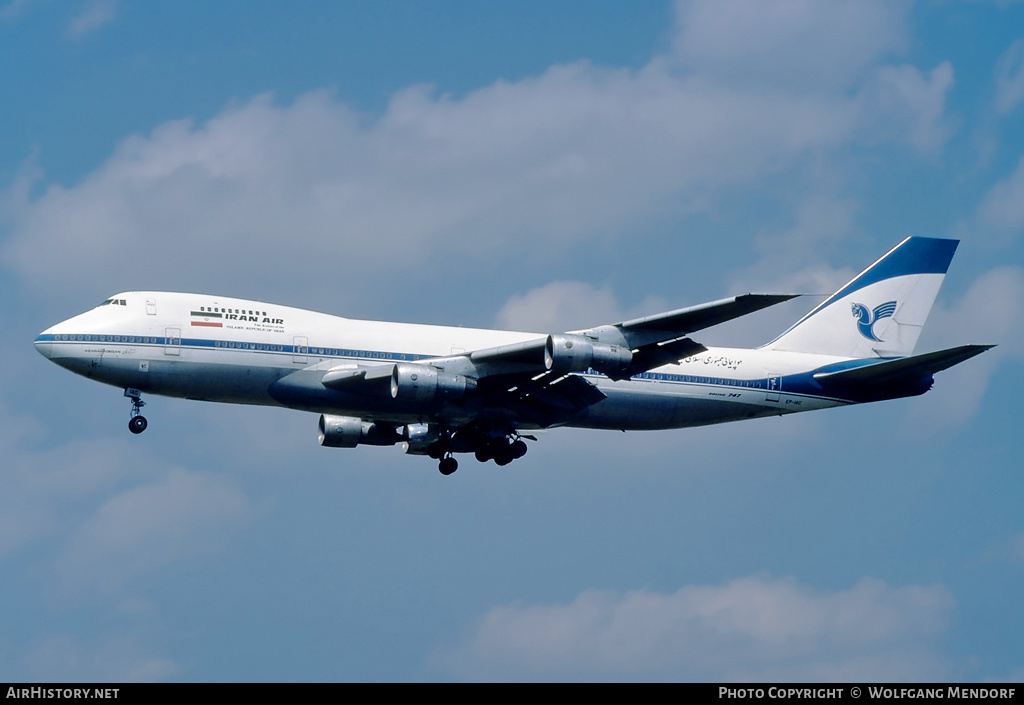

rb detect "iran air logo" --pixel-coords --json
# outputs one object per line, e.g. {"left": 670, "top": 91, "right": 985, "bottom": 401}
{"left": 851, "top": 301, "right": 897, "bottom": 342}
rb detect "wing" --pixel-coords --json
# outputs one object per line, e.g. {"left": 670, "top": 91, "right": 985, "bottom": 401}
{"left": 577, "top": 293, "right": 798, "bottom": 380}
{"left": 309, "top": 294, "right": 799, "bottom": 427}
{"left": 323, "top": 293, "right": 797, "bottom": 425}
{"left": 405, "top": 293, "right": 795, "bottom": 381}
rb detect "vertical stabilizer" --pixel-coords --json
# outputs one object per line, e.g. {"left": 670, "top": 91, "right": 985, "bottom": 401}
{"left": 763, "top": 237, "right": 958, "bottom": 358}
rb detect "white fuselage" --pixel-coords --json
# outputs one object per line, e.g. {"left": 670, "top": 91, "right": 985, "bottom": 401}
{"left": 35, "top": 292, "right": 860, "bottom": 431}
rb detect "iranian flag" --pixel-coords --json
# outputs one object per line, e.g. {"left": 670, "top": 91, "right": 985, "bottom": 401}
{"left": 190, "top": 311, "right": 223, "bottom": 328}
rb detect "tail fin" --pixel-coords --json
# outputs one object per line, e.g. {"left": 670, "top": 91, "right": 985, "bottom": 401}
{"left": 763, "top": 237, "right": 959, "bottom": 358}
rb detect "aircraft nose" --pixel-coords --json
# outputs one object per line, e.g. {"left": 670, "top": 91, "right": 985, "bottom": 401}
{"left": 34, "top": 333, "right": 53, "bottom": 359}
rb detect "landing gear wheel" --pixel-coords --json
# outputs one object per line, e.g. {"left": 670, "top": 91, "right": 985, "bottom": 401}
{"left": 439, "top": 456, "right": 458, "bottom": 475}
{"left": 510, "top": 440, "right": 528, "bottom": 459}
{"left": 475, "top": 448, "right": 492, "bottom": 463}
{"left": 124, "top": 388, "right": 148, "bottom": 435}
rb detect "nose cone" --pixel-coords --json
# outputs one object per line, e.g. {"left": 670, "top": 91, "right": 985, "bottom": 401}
{"left": 34, "top": 332, "right": 53, "bottom": 359}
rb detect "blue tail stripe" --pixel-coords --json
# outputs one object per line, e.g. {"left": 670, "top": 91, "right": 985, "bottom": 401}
{"left": 828, "top": 237, "right": 958, "bottom": 302}
{"left": 760, "top": 237, "right": 958, "bottom": 350}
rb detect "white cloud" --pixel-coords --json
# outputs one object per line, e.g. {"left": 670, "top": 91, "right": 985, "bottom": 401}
{"left": 922, "top": 266, "right": 1024, "bottom": 355}
{"left": 978, "top": 155, "right": 1024, "bottom": 229}
{"left": 0, "top": 79, "right": 852, "bottom": 303}
{"left": 495, "top": 281, "right": 624, "bottom": 333}
{"left": 56, "top": 468, "right": 259, "bottom": 591}
{"left": 0, "top": 0, "right": 39, "bottom": 22}
{"left": 1011, "top": 534, "right": 1024, "bottom": 566}
{"left": 67, "top": 0, "right": 117, "bottom": 38}
{"left": 434, "top": 575, "right": 954, "bottom": 681}
{"left": 0, "top": 392, "right": 259, "bottom": 588}
{"left": 727, "top": 195, "right": 861, "bottom": 293}
{"left": 860, "top": 62, "right": 956, "bottom": 153}
{"left": 671, "top": 0, "right": 909, "bottom": 90}
{"left": 995, "top": 39, "right": 1024, "bottom": 115}
{"left": 21, "top": 633, "right": 178, "bottom": 682}
{"left": 0, "top": 406, "right": 144, "bottom": 558}
{"left": 493, "top": 279, "right": 676, "bottom": 335}
{"left": 907, "top": 265, "right": 1024, "bottom": 429}
{"left": 1, "top": 1, "right": 955, "bottom": 307}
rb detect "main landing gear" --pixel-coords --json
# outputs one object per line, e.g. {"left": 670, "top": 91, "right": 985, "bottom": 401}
{"left": 427, "top": 434, "right": 459, "bottom": 475}
{"left": 474, "top": 438, "right": 528, "bottom": 466}
{"left": 426, "top": 426, "right": 532, "bottom": 475}
{"left": 125, "top": 388, "right": 148, "bottom": 434}
{"left": 438, "top": 456, "right": 458, "bottom": 475}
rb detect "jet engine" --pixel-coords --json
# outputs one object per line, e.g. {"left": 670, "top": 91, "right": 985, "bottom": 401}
{"left": 318, "top": 415, "right": 402, "bottom": 448}
{"left": 544, "top": 334, "right": 632, "bottom": 375}
{"left": 389, "top": 363, "right": 476, "bottom": 402}
{"left": 402, "top": 422, "right": 441, "bottom": 455}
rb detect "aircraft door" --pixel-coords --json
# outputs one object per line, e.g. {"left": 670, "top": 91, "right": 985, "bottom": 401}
{"left": 146, "top": 298, "right": 157, "bottom": 315}
{"left": 164, "top": 327, "right": 181, "bottom": 356}
{"left": 293, "top": 336, "right": 309, "bottom": 364}
{"left": 766, "top": 374, "right": 781, "bottom": 402}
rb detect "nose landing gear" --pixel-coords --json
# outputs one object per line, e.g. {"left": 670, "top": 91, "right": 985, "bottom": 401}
{"left": 124, "top": 388, "right": 148, "bottom": 434}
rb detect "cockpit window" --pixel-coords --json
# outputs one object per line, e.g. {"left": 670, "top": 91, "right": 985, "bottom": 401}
{"left": 98, "top": 298, "right": 127, "bottom": 307}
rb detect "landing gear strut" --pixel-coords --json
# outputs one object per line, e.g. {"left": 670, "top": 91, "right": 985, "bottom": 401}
{"left": 124, "top": 388, "right": 148, "bottom": 434}
{"left": 428, "top": 431, "right": 459, "bottom": 475}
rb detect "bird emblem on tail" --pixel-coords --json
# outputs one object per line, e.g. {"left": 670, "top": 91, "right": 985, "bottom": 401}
{"left": 851, "top": 301, "right": 897, "bottom": 341}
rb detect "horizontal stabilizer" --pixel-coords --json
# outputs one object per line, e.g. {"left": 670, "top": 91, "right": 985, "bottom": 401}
{"left": 814, "top": 345, "right": 994, "bottom": 386}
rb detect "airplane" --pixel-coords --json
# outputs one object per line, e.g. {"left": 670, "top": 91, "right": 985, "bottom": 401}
{"left": 34, "top": 236, "right": 992, "bottom": 475}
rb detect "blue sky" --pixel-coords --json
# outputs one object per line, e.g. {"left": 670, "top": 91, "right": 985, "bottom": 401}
{"left": 1, "top": 0, "right": 1023, "bottom": 682}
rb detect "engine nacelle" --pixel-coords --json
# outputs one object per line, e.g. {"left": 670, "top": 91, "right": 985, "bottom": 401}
{"left": 544, "top": 334, "right": 632, "bottom": 375}
{"left": 390, "top": 363, "right": 476, "bottom": 402}
{"left": 318, "top": 414, "right": 402, "bottom": 448}
{"left": 402, "top": 423, "right": 441, "bottom": 455}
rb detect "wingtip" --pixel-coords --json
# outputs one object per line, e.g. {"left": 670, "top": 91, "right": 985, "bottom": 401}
{"left": 743, "top": 292, "right": 802, "bottom": 298}
{"left": 739, "top": 293, "right": 803, "bottom": 304}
